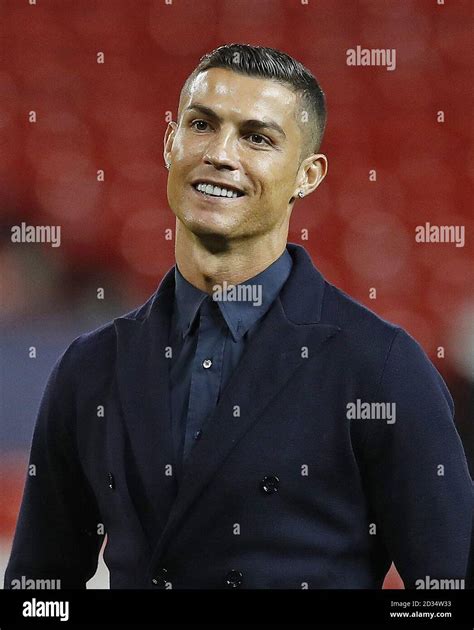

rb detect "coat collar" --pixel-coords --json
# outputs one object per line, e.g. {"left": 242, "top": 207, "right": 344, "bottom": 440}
{"left": 173, "top": 247, "right": 293, "bottom": 342}
{"left": 113, "top": 243, "right": 341, "bottom": 573}
{"left": 119, "top": 242, "right": 328, "bottom": 328}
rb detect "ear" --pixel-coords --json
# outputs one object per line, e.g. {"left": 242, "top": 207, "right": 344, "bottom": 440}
{"left": 163, "top": 121, "right": 178, "bottom": 166}
{"left": 294, "top": 153, "right": 328, "bottom": 198}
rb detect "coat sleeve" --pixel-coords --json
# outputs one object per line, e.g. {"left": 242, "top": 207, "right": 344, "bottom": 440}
{"left": 359, "top": 328, "right": 473, "bottom": 589}
{"left": 4, "top": 342, "right": 105, "bottom": 589}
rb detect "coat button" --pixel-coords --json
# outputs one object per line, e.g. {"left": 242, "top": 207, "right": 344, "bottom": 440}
{"left": 151, "top": 567, "right": 168, "bottom": 588}
{"left": 107, "top": 472, "right": 115, "bottom": 490}
{"left": 225, "top": 569, "right": 243, "bottom": 588}
{"left": 260, "top": 475, "right": 279, "bottom": 494}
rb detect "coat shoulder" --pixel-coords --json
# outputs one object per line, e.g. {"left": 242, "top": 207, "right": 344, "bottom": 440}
{"left": 323, "top": 280, "right": 400, "bottom": 341}
{"left": 59, "top": 293, "right": 156, "bottom": 375}
{"left": 320, "top": 279, "right": 422, "bottom": 376}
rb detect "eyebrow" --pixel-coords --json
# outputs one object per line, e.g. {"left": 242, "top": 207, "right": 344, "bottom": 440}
{"left": 184, "top": 103, "right": 287, "bottom": 140}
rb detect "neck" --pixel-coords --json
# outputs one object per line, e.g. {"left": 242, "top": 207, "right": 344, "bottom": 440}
{"left": 175, "top": 220, "right": 288, "bottom": 293}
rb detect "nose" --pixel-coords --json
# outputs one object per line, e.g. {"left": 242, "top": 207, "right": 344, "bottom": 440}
{"left": 203, "top": 129, "right": 239, "bottom": 171}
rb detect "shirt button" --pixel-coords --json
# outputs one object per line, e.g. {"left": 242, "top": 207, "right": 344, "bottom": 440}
{"left": 225, "top": 569, "right": 243, "bottom": 588}
{"left": 202, "top": 358, "right": 212, "bottom": 369}
{"left": 194, "top": 429, "right": 202, "bottom": 440}
{"left": 151, "top": 567, "right": 168, "bottom": 588}
{"left": 260, "top": 475, "right": 280, "bottom": 494}
{"left": 107, "top": 472, "right": 115, "bottom": 490}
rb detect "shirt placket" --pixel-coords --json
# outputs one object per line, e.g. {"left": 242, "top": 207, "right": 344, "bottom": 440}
{"left": 182, "top": 297, "right": 226, "bottom": 462}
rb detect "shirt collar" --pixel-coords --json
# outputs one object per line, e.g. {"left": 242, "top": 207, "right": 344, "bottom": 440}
{"left": 174, "top": 248, "right": 293, "bottom": 342}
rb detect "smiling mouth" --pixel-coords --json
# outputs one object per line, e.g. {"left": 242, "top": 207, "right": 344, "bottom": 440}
{"left": 192, "top": 182, "right": 245, "bottom": 199}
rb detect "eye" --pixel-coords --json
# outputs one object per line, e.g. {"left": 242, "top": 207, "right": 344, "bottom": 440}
{"left": 247, "top": 133, "right": 270, "bottom": 146}
{"left": 191, "top": 120, "right": 210, "bottom": 131}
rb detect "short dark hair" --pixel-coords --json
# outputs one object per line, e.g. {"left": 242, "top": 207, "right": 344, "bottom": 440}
{"left": 179, "top": 43, "right": 327, "bottom": 161}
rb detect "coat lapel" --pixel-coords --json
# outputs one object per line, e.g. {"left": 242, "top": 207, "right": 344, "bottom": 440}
{"left": 146, "top": 244, "right": 341, "bottom": 574}
{"left": 114, "top": 267, "right": 177, "bottom": 537}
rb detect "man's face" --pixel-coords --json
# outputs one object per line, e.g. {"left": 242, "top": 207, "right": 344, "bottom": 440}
{"left": 164, "top": 68, "right": 312, "bottom": 242}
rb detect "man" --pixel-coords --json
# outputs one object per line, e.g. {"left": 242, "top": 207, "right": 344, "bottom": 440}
{"left": 5, "top": 44, "right": 473, "bottom": 590}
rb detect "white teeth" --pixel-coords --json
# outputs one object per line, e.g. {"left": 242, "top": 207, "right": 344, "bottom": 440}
{"left": 195, "top": 182, "right": 240, "bottom": 198}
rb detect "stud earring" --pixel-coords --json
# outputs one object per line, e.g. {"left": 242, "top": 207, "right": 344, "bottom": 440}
{"left": 298, "top": 190, "right": 304, "bottom": 198}
{"left": 165, "top": 162, "right": 170, "bottom": 170}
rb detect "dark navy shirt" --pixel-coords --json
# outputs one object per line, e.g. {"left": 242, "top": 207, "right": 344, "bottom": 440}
{"left": 168, "top": 248, "right": 293, "bottom": 472}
